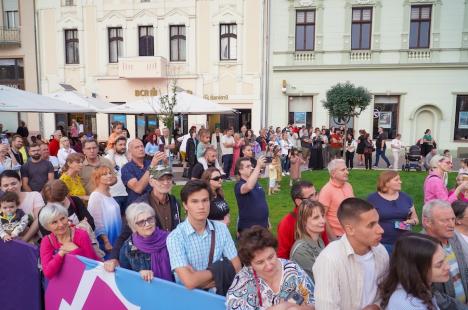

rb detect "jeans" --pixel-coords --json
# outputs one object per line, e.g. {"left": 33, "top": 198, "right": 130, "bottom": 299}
{"left": 345, "top": 151, "right": 354, "bottom": 169}
{"left": 281, "top": 154, "right": 290, "bottom": 172}
{"left": 114, "top": 196, "right": 128, "bottom": 215}
{"left": 375, "top": 148, "right": 391, "bottom": 167}
{"left": 364, "top": 153, "right": 372, "bottom": 169}
{"left": 222, "top": 154, "right": 233, "bottom": 179}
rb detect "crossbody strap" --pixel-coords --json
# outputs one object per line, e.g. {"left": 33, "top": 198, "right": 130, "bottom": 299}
{"left": 208, "top": 221, "right": 216, "bottom": 266}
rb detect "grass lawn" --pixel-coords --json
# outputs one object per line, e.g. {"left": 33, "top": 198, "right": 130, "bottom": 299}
{"left": 172, "top": 170, "right": 456, "bottom": 237}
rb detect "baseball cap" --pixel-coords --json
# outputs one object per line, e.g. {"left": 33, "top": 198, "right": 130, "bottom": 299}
{"left": 149, "top": 165, "right": 173, "bottom": 179}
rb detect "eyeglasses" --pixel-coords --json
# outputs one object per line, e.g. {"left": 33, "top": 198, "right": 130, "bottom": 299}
{"left": 211, "top": 176, "right": 222, "bottom": 181}
{"left": 135, "top": 216, "right": 156, "bottom": 227}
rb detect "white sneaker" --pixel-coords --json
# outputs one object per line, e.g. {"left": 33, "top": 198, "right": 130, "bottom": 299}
{"left": 282, "top": 172, "right": 286, "bottom": 176}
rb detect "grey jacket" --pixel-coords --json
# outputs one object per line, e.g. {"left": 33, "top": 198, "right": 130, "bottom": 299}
{"left": 433, "top": 233, "right": 468, "bottom": 310}
{"left": 289, "top": 237, "right": 324, "bottom": 281}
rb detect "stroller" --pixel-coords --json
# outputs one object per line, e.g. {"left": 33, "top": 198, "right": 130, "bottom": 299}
{"left": 402, "top": 145, "right": 422, "bottom": 171}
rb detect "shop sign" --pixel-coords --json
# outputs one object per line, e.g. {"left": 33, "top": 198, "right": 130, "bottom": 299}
{"left": 203, "top": 95, "right": 229, "bottom": 101}
{"left": 135, "top": 88, "right": 158, "bottom": 97}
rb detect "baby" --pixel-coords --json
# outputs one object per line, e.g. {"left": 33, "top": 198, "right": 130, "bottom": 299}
{"left": 0, "top": 192, "right": 30, "bottom": 242}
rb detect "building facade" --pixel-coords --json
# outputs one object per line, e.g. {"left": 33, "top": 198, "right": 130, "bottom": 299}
{"left": 36, "top": 0, "right": 264, "bottom": 140}
{"left": 267, "top": 0, "right": 468, "bottom": 151}
{"left": 0, "top": 0, "right": 39, "bottom": 134}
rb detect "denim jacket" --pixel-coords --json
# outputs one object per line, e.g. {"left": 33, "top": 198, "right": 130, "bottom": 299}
{"left": 119, "top": 236, "right": 151, "bottom": 272}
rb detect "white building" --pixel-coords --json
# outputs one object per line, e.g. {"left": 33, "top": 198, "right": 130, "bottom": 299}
{"left": 267, "top": 0, "right": 468, "bottom": 151}
{"left": 36, "top": 0, "right": 265, "bottom": 140}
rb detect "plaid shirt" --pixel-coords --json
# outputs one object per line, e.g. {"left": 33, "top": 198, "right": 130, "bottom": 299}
{"left": 167, "top": 219, "right": 237, "bottom": 285}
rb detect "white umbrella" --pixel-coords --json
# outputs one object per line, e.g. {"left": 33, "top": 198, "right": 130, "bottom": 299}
{"left": 99, "top": 92, "right": 235, "bottom": 115}
{"left": 47, "top": 91, "right": 116, "bottom": 111}
{"left": 0, "top": 85, "right": 94, "bottom": 113}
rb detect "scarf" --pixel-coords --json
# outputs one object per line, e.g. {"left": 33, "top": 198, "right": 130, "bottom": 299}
{"left": 132, "top": 229, "right": 173, "bottom": 281}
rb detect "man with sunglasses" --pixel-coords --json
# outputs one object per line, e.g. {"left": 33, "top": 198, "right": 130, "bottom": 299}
{"left": 276, "top": 181, "right": 318, "bottom": 259}
{"left": 104, "top": 165, "right": 181, "bottom": 273}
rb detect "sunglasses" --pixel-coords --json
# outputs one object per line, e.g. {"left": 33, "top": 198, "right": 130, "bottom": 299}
{"left": 211, "top": 176, "right": 222, "bottom": 181}
{"left": 135, "top": 216, "right": 156, "bottom": 228}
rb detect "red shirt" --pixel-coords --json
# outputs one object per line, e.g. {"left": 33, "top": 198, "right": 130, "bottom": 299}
{"left": 48, "top": 139, "right": 60, "bottom": 156}
{"left": 330, "top": 133, "right": 342, "bottom": 149}
{"left": 277, "top": 207, "right": 329, "bottom": 259}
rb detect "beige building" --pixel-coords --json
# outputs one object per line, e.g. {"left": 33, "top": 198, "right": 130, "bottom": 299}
{"left": 0, "top": 0, "right": 39, "bottom": 134}
{"left": 36, "top": 0, "right": 265, "bottom": 140}
{"left": 267, "top": 0, "right": 468, "bottom": 151}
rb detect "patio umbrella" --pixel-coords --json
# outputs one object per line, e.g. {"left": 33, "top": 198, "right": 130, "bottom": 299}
{"left": 98, "top": 92, "right": 235, "bottom": 115}
{"left": 0, "top": 85, "right": 94, "bottom": 113}
{"left": 47, "top": 91, "right": 116, "bottom": 111}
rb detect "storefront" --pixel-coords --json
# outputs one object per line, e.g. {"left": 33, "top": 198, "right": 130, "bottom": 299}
{"left": 0, "top": 58, "right": 23, "bottom": 132}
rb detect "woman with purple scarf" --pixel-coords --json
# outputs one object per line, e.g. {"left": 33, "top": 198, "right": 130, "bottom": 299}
{"left": 119, "top": 202, "right": 173, "bottom": 282}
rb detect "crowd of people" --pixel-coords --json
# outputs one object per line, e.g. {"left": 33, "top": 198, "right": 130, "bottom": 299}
{"left": 0, "top": 120, "right": 467, "bottom": 310}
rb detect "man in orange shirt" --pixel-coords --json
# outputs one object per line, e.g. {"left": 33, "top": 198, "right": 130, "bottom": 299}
{"left": 319, "top": 158, "right": 354, "bottom": 240}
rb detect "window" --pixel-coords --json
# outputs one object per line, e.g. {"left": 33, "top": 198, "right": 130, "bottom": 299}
{"left": 170, "top": 25, "right": 186, "bottom": 62}
{"left": 139, "top": 26, "right": 154, "bottom": 56}
{"left": 64, "top": 0, "right": 74, "bottom": 5}
{"left": 3, "top": 0, "right": 19, "bottom": 28}
{"left": 373, "top": 96, "right": 400, "bottom": 139}
{"left": 220, "top": 24, "right": 237, "bottom": 60}
{"left": 108, "top": 27, "right": 123, "bottom": 63}
{"left": 136, "top": 115, "right": 159, "bottom": 139}
{"left": 295, "top": 10, "right": 315, "bottom": 51}
{"left": 0, "top": 58, "right": 24, "bottom": 89}
{"left": 64, "top": 29, "right": 79, "bottom": 64}
{"left": 109, "top": 114, "right": 127, "bottom": 131}
{"left": 4, "top": 11, "right": 18, "bottom": 28}
{"left": 409, "top": 5, "right": 431, "bottom": 49}
{"left": 288, "top": 97, "right": 313, "bottom": 128}
{"left": 351, "top": 7, "right": 372, "bottom": 50}
{"left": 454, "top": 95, "right": 468, "bottom": 141}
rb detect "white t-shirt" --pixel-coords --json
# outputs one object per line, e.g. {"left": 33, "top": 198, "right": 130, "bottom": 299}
{"left": 280, "top": 139, "right": 291, "bottom": 155}
{"left": 220, "top": 135, "right": 234, "bottom": 155}
{"left": 391, "top": 139, "right": 403, "bottom": 152}
{"left": 105, "top": 152, "right": 129, "bottom": 197}
{"left": 355, "top": 251, "right": 377, "bottom": 308}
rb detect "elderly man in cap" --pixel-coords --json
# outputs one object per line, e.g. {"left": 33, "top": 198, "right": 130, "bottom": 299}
{"left": 104, "top": 164, "right": 182, "bottom": 272}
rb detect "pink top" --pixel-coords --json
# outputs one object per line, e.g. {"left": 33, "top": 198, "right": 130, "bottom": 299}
{"left": 318, "top": 179, "right": 354, "bottom": 237}
{"left": 423, "top": 171, "right": 457, "bottom": 203}
{"left": 40, "top": 228, "right": 101, "bottom": 278}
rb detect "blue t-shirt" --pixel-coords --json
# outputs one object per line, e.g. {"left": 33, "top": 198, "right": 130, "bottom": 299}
{"left": 367, "top": 191, "right": 413, "bottom": 245}
{"left": 121, "top": 159, "right": 152, "bottom": 205}
{"left": 234, "top": 178, "right": 269, "bottom": 231}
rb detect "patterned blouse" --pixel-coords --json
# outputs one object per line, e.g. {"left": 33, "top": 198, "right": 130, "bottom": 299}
{"left": 226, "top": 259, "right": 315, "bottom": 309}
{"left": 60, "top": 173, "right": 86, "bottom": 197}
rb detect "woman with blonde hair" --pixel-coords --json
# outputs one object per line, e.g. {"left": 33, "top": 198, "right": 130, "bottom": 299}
{"left": 87, "top": 166, "right": 121, "bottom": 258}
{"left": 290, "top": 199, "right": 326, "bottom": 280}
{"left": 59, "top": 153, "right": 87, "bottom": 200}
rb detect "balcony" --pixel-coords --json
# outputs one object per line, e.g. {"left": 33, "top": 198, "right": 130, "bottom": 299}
{"left": 0, "top": 27, "right": 20, "bottom": 45}
{"left": 118, "top": 56, "right": 168, "bottom": 79}
{"left": 350, "top": 50, "right": 372, "bottom": 62}
{"left": 407, "top": 49, "right": 431, "bottom": 61}
{"left": 294, "top": 51, "right": 315, "bottom": 63}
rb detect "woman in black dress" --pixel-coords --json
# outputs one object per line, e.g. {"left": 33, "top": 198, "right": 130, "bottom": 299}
{"left": 356, "top": 129, "right": 366, "bottom": 166}
{"left": 309, "top": 127, "right": 324, "bottom": 170}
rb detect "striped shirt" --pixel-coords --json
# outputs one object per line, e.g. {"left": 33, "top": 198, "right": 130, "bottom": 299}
{"left": 443, "top": 243, "right": 466, "bottom": 304}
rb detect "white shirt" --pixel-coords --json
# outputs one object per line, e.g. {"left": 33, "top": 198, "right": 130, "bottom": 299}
{"left": 57, "top": 147, "right": 76, "bottom": 168}
{"left": 220, "top": 135, "right": 234, "bottom": 155}
{"left": 355, "top": 251, "right": 377, "bottom": 308}
{"left": 312, "top": 235, "right": 389, "bottom": 310}
{"left": 105, "top": 151, "right": 129, "bottom": 197}
{"left": 391, "top": 139, "right": 403, "bottom": 152}
{"left": 178, "top": 134, "right": 190, "bottom": 153}
{"left": 49, "top": 156, "right": 60, "bottom": 172}
{"left": 280, "top": 139, "right": 291, "bottom": 155}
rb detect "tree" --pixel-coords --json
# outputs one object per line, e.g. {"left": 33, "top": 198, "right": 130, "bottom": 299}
{"left": 157, "top": 80, "right": 178, "bottom": 144}
{"left": 322, "top": 82, "right": 372, "bottom": 154}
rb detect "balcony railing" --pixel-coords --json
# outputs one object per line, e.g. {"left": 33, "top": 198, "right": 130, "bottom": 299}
{"left": 294, "top": 51, "right": 315, "bottom": 62}
{"left": 0, "top": 27, "right": 20, "bottom": 45}
{"left": 350, "top": 50, "right": 372, "bottom": 62}
{"left": 118, "top": 56, "right": 168, "bottom": 79}
{"left": 408, "top": 49, "right": 431, "bottom": 60}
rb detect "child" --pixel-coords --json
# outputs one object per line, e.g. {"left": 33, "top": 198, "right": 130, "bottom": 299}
{"left": 0, "top": 192, "right": 30, "bottom": 242}
{"left": 289, "top": 148, "right": 305, "bottom": 186}
{"left": 273, "top": 145, "right": 283, "bottom": 187}
{"left": 459, "top": 158, "right": 468, "bottom": 175}
{"left": 268, "top": 157, "right": 279, "bottom": 195}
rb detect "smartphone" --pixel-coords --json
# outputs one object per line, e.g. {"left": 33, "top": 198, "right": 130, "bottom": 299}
{"left": 286, "top": 291, "right": 304, "bottom": 305}
{"left": 0, "top": 134, "right": 8, "bottom": 145}
{"left": 394, "top": 221, "right": 411, "bottom": 231}
{"left": 265, "top": 156, "right": 273, "bottom": 163}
